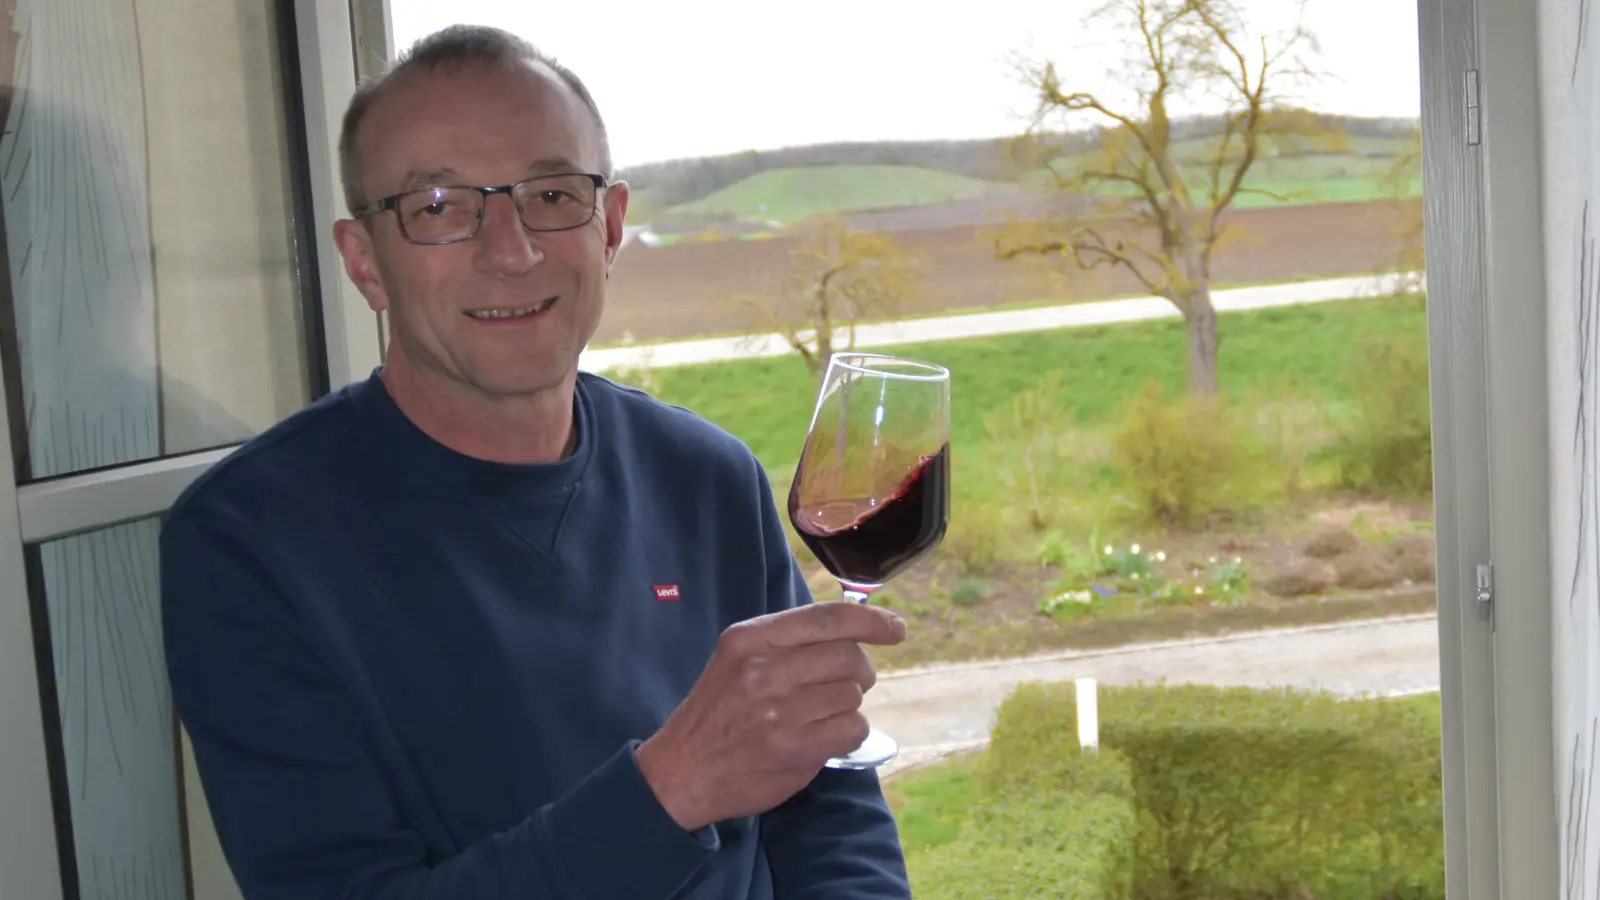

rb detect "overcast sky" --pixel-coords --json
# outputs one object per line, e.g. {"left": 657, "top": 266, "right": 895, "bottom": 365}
{"left": 388, "top": 0, "right": 1421, "bottom": 169}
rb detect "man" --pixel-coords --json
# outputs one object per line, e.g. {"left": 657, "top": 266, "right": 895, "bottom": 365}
{"left": 160, "top": 23, "right": 913, "bottom": 900}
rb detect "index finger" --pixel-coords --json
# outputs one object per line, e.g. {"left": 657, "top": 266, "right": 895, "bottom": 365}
{"left": 762, "top": 601, "right": 907, "bottom": 649}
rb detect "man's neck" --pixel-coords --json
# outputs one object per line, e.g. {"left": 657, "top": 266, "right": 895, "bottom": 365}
{"left": 379, "top": 359, "right": 577, "bottom": 465}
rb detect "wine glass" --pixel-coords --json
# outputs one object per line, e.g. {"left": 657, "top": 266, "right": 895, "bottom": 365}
{"left": 787, "top": 351, "right": 951, "bottom": 769}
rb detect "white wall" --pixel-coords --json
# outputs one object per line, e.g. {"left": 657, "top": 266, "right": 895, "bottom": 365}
{"left": 1537, "top": 1, "right": 1600, "bottom": 897}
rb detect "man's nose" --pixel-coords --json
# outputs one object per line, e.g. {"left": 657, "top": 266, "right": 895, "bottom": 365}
{"left": 473, "top": 193, "right": 543, "bottom": 273}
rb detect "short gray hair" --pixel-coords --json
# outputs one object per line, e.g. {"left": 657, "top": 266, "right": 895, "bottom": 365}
{"left": 338, "top": 24, "right": 613, "bottom": 215}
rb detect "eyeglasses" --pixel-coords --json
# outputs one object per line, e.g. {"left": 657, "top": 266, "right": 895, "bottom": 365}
{"left": 354, "top": 172, "right": 610, "bottom": 245}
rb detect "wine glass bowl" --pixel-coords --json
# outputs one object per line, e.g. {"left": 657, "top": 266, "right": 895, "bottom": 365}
{"left": 787, "top": 352, "right": 952, "bottom": 769}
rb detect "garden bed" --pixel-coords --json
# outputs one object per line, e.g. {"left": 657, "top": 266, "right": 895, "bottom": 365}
{"left": 841, "top": 498, "right": 1438, "bottom": 670}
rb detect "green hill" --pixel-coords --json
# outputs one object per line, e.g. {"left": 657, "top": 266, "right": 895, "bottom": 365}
{"left": 1029, "top": 135, "right": 1419, "bottom": 208}
{"left": 656, "top": 164, "right": 1018, "bottom": 224}
{"left": 615, "top": 115, "right": 1417, "bottom": 215}
{"left": 622, "top": 129, "right": 1420, "bottom": 229}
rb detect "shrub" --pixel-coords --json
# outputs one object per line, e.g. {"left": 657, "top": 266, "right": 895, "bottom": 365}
{"left": 982, "top": 373, "right": 1102, "bottom": 532}
{"left": 983, "top": 682, "right": 1445, "bottom": 900}
{"left": 1329, "top": 333, "right": 1434, "bottom": 496}
{"left": 1110, "top": 380, "right": 1243, "bottom": 527}
{"left": 1035, "top": 531, "right": 1091, "bottom": 571}
{"left": 1247, "top": 383, "right": 1333, "bottom": 502}
{"left": 907, "top": 793, "right": 1136, "bottom": 899}
{"left": 1038, "top": 527, "right": 1136, "bottom": 580}
{"left": 907, "top": 722, "right": 1137, "bottom": 900}
{"left": 941, "top": 485, "right": 1003, "bottom": 574}
{"left": 948, "top": 578, "right": 987, "bottom": 607}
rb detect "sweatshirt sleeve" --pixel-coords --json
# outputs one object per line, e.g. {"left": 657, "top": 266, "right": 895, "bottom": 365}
{"left": 750, "top": 462, "right": 913, "bottom": 899}
{"left": 160, "top": 502, "right": 718, "bottom": 900}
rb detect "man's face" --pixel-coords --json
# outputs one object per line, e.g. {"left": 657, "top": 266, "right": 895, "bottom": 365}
{"left": 334, "top": 61, "right": 627, "bottom": 400}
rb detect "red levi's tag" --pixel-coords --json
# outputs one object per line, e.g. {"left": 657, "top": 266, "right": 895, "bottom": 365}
{"left": 653, "top": 584, "right": 681, "bottom": 601}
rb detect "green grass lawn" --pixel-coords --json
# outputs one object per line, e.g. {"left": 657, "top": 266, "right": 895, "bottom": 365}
{"left": 886, "top": 760, "right": 976, "bottom": 852}
{"left": 657, "top": 164, "right": 1017, "bottom": 223}
{"left": 646, "top": 293, "right": 1429, "bottom": 474}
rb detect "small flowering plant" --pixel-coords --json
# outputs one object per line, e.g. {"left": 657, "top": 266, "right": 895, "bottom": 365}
{"left": 1206, "top": 557, "right": 1250, "bottom": 606}
{"left": 1096, "top": 542, "right": 1162, "bottom": 579}
{"left": 1038, "top": 534, "right": 1257, "bottom": 617}
{"left": 1037, "top": 579, "right": 1135, "bottom": 620}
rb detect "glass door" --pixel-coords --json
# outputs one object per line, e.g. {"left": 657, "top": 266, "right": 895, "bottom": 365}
{"left": 0, "top": 1, "right": 378, "bottom": 898}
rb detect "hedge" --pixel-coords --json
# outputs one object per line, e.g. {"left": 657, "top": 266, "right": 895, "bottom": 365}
{"left": 906, "top": 745, "right": 1138, "bottom": 899}
{"left": 902, "top": 683, "right": 1444, "bottom": 899}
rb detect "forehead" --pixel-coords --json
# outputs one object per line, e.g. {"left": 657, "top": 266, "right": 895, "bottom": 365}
{"left": 357, "top": 60, "right": 601, "bottom": 193}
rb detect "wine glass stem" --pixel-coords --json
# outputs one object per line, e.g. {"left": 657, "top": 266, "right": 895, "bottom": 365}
{"left": 841, "top": 582, "right": 876, "bottom": 604}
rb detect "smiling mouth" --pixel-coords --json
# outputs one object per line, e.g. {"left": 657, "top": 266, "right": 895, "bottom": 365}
{"left": 465, "top": 297, "right": 558, "bottom": 320}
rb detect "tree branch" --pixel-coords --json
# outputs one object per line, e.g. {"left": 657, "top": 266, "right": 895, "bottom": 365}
{"left": 782, "top": 326, "right": 817, "bottom": 370}
{"left": 1046, "top": 85, "right": 1157, "bottom": 162}
{"left": 1189, "top": 1, "right": 1279, "bottom": 231}
{"left": 1206, "top": 111, "right": 1243, "bottom": 205}
{"left": 1004, "top": 225, "right": 1176, "bottom": 304}
{"left": 1080, "top": 169, "right": 1173, "bottom": 237}
{"left": 747, "top": 223, "right": 915, "bottom": 377}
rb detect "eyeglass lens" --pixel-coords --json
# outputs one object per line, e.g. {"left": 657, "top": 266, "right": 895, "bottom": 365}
{"left": 395, "top": 174, "right": 598, "bottom": 242}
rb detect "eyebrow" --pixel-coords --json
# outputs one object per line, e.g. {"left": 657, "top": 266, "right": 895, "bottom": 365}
{"left": 395, "top": 158, "right": 588, "bottom": 193}
{"left": 525, "top": 156, "right": 583, "bottom": 175}
{"left": 398, "top": 167, "right": 461, "bottom": 191}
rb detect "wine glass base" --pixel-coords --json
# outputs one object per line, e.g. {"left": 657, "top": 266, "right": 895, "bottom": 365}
{"left": 823, "top": 726, "right": 898, "bottom": 770}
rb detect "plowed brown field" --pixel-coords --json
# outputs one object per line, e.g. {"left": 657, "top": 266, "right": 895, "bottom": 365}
{"left": 597, "top": 198, "right": 1418, "bottom": 345}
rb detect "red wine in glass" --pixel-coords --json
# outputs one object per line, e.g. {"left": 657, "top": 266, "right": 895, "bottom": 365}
{"left": 788, "top": 352, "right": 952, "bottom": 769}
{"left": 791, "top": 444, "right": 951, "bottom": 588}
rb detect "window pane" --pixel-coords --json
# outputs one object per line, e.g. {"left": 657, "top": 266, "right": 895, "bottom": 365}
{"left": 0, "top": 0, "right": 314, "bottom": 484}
{"left": 32, "top": 516, "right": 184, "bottom": 900}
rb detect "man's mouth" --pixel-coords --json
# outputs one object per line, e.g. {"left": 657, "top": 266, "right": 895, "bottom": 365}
{"left": 464, "top": 297, "right": 558, "bottom": 320}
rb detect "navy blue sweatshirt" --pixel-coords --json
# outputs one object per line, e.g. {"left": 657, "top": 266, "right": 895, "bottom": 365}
{"left": 160, "top": 370, "right": 911, "bottom": 900}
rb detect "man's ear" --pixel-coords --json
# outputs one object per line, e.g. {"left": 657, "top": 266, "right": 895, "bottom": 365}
{"left": 332, "top": 218, "right": 392, "bottom": 312}
{"left": 601, "top": 180, "right": 631, "bottom": 268}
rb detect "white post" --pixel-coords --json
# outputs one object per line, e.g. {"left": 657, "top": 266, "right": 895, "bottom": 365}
{"left": 1076, "top": 677, "right": 1099, "bottom": 752}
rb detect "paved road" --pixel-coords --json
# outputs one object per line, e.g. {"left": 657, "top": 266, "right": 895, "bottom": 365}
{"left": 867, "top": 614, "right": 1441, "bottom": 778}
{"left": 579, "top": 271, "right": 1422, "bottom": 372}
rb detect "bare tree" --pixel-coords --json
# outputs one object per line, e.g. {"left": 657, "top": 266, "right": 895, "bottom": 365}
{"left": 744, "top": 216, "right": 919, "bottom": 382}
{"left": 998, "top": 0, "right": 1331, "bottom": 394}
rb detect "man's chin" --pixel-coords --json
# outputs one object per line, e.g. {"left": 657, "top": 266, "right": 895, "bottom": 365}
{"left": 467, "top": 366, "right": 577, "bottom": 400}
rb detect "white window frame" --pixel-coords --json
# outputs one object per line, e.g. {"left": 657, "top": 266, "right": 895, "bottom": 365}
{"left": 0, "top": 404, "right": 62, "bottom": 900}
{"left": 0, "top": 2, "right": 382, "bottom": 898}
{"left": 0, "top": 0, "right": 1567, "bottom": 895}
{"left": 1423, "top": 0, "right": 1557, "bottom": 895}
{"left": 296, "top": 0, "right": 387, "bottom": 388}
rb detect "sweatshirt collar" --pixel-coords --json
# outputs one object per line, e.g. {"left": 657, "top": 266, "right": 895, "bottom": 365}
{"left": 348, "top": 367, "right": 594, "bottom": 498}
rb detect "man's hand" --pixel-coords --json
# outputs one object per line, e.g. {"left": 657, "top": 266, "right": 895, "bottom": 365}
{"left": 635, "top": 602, "right": 906, "bottom": 832}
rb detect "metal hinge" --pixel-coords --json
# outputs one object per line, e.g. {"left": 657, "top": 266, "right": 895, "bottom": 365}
{"left": 1475, "top": 563, "right": 1494, "bottom": 624}
{"left": 1465, "top": 70, "right": 1482, "bottom": 146}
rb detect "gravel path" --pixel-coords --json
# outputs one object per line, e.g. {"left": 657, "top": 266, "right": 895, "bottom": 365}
{"left": 866, "top": 614, "right": 1441, "bottom": 778}
{"left": 580, "top": 272, "right": 1419, "bottom": 372}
